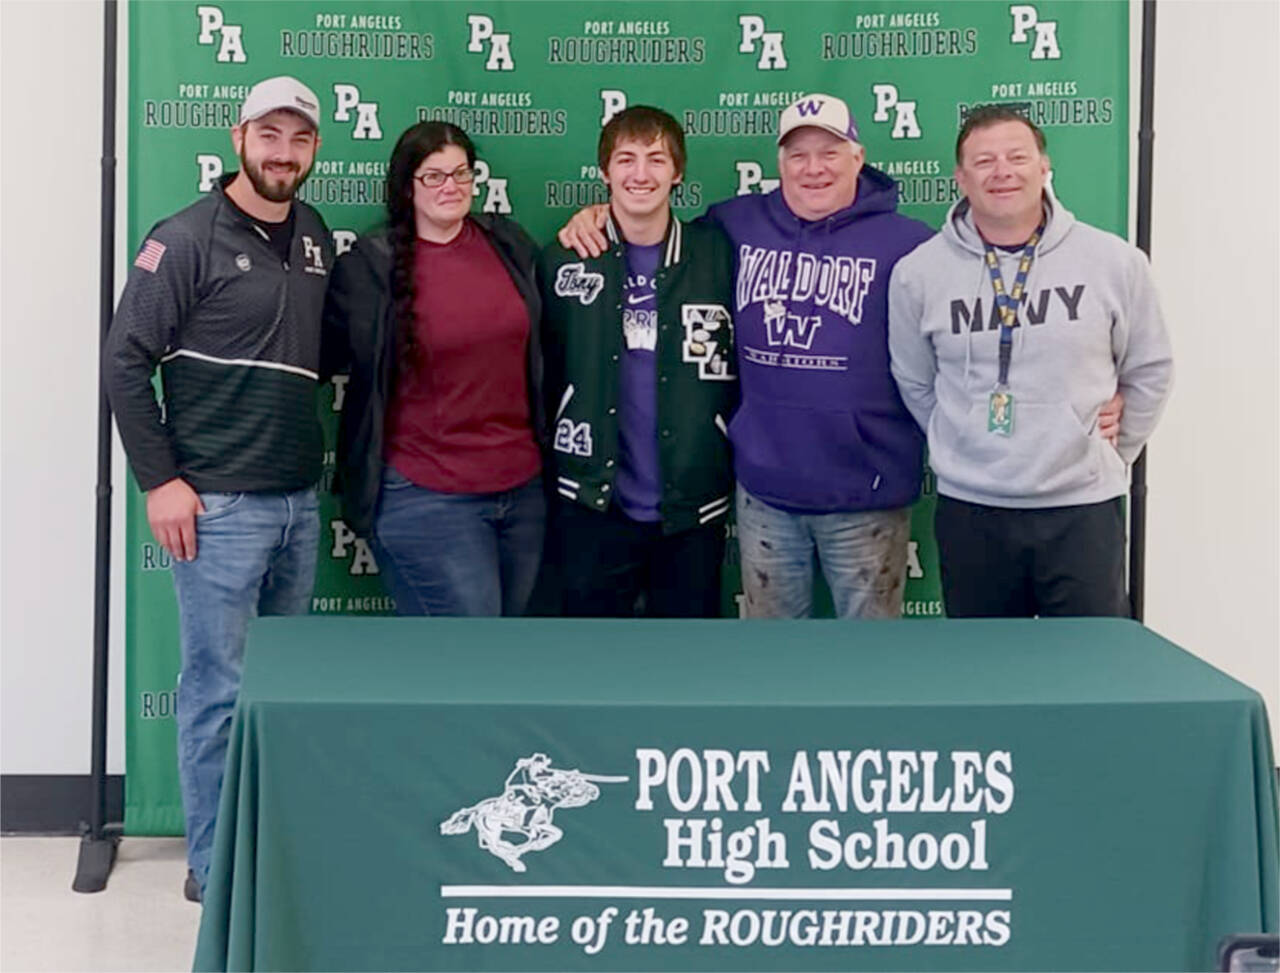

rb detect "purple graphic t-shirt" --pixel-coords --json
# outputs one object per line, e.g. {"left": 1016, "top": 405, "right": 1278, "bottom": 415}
{"left": 615, "top": 242, "right": 662, "bottom": 522}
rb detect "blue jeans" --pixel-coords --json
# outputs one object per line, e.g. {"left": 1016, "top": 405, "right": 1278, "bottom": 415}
{"left": 735, "top": 485, "right": 910, "bottom": 619}
{"left": 371, "top": 468, "right": 545, "bottom": 616}
{"left": 170, "top": 487, "right": 318, "bottom": 889}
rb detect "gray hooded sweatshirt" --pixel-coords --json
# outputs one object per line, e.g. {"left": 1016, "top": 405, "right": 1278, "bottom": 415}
{"left": 888, "top": 191, "right": 1173, "bottom": 508}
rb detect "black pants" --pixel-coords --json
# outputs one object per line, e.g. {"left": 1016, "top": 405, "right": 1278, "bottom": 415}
{"left": 935, "top": 496, "right": 1128, "bottom": 618}
{"left": 555, "top": 500, "right": 725, "bottom": 618}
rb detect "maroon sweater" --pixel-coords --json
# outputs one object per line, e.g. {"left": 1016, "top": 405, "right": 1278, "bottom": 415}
{"left": 384, "top": 220, "right": 540, "bottom": 493}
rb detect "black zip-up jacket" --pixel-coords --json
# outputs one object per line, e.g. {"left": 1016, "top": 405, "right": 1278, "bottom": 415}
{"left": 104, "top": 175, "right": 334, "bottom": 493}
{"left": 321, "top": 214, "right": 545, "bottom": 535}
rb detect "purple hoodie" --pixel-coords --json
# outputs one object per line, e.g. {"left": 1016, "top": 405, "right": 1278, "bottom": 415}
{"left": 708, "top": 167, "right": 934, "bottom": 512}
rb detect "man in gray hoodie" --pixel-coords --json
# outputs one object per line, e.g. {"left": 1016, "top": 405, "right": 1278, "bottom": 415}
{"left": 888, "top": 105, "right": 1173, "bottom": 617}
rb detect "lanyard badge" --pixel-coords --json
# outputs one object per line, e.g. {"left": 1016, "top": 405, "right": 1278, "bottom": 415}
{"left": 982, "top": 224, "right": 1043, "bottom": 436}
{"left": 988, "top": 389, "right": 1014, "bottom": 436}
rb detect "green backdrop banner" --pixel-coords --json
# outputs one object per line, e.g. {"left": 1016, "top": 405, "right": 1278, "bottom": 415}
{"left": 124, "top": 0, "right": 1129, "bottom": 834}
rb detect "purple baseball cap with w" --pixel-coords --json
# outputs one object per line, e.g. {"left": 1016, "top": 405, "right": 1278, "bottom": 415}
{"left": 777, "top": 93, "right": 860, "bottom": 146}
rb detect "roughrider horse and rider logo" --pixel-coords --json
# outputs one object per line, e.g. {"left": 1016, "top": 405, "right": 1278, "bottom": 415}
{"left": 440, "top": 754, "right": 628, "bottom": 872}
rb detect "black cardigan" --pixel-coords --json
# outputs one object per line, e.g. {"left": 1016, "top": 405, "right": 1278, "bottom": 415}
{"left": 320, "top": 214, "right": 545, "bottom": 535}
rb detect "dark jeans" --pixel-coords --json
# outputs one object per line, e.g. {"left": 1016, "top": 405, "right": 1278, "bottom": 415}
{"left": 555, "top": 500, "right": 725, "bottom": 618}
{"left": 935, "top": 495, "right": 1128, "bottom": 618}
{"left": 371, "top": 467, "right": 545, "bottom": 616}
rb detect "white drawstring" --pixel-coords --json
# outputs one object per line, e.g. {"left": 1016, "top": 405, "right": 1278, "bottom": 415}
{"left": 963, "top": 256, "right": 987, "bottom": 394}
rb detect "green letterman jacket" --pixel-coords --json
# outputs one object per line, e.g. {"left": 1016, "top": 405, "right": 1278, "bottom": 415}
{"left": 539, "top": 213, "right": 738, "bottom": 534}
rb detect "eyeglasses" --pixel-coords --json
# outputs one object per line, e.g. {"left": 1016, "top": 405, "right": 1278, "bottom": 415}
{"left": 415, "top": 166, "right": 477, "bottom": 188}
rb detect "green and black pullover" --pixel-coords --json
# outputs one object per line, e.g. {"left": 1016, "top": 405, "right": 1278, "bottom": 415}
{"left": 105, "top": 175, "right": 334, "bottom": 494}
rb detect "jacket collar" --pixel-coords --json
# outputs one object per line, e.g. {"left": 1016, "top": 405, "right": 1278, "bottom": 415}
{"left": 604, "top": 209, "right": 684, "bottom": 268}
{"left": 213, "top": 172, "right": 296, "bottom": 242}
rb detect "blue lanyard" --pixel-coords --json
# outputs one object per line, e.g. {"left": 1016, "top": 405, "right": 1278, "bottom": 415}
{"left": 982, "top": 223, "right": 1044, "bottom": 387}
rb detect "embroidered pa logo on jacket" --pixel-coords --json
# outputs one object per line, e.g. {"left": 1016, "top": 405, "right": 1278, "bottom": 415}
{"left": 302, "top": 235, "right": 327, "bottom": 276}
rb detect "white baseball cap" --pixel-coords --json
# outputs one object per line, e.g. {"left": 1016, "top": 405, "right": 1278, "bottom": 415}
{"left": 239, "top": 76, "right": 321, "bottom": 130}
{"left": 777, "top": 93, "right": 860, "bottom": 146}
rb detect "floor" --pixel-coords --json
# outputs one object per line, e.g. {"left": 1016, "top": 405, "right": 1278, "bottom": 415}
{"left": 1, "top": 836, "right": 200, "bottom": 972}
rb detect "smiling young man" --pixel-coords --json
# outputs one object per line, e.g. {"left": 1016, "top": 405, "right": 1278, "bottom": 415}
{"left": 539, "top": 106, "right": 737, "bottom": 617}
{"left": 104, "top": 76, "right": 333, "bottom": 900}
{"left": 888, "top": 105, "right": 1173, "bottom": 617}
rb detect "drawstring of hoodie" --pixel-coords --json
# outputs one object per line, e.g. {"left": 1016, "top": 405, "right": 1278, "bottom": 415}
{"left": 963, "top": 257, "right": 987, "bottom": 394}
{"left": 1016, "top": 257, "right": 1042, "bottom": 383}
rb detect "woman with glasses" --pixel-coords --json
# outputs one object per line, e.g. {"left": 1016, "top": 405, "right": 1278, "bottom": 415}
{"left": 322, "top": 121, "right": 546, "bottom": 616}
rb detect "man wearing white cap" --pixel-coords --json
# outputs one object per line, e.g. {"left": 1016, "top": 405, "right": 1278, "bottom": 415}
{"left": 105, "top": 76, "right": 332, "bottom": 900}
{"left": 559, "top": 93, "right": 934, "bottom": 619}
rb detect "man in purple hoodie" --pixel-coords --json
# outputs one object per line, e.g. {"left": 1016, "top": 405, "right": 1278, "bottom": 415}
{"left": 561, "top": 94, "right": 933, "bottom": 618}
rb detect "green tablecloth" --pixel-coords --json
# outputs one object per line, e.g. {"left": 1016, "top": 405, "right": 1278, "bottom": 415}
{"left": 194, "top": 617, "right": 1278, "bottom": 971}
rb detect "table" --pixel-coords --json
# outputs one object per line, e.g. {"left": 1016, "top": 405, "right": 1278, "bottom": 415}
{"left": 194, "top": 617, "right": 1278, "bottom": 971}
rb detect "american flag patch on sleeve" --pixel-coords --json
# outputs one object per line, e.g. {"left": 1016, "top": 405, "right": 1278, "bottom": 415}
{"left": 134, "top": 239, "right": 166, "bottom": 273}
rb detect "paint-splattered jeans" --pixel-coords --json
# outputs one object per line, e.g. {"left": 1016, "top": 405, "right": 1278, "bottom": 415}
{"left": 735, "top": 485, "right": 910, "bottom": 619}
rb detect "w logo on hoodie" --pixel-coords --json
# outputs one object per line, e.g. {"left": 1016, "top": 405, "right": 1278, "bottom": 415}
{"left": 764, "top": 301, "right": 822, "bottom": 350}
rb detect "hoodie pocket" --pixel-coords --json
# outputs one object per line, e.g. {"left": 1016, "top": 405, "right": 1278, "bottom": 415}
{"left": 730, "top": 399, "right": 878, "bottom": 505}
{"left": 939, "top": 399, "right": 1100, "bottom": 500}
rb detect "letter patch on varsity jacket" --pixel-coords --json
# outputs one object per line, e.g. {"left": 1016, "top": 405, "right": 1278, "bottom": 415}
{"left": 554, "top": 262, "right": 605, "bottom": 305}
{"left": 681, "top": 304, "right": 734, "bottom": 381}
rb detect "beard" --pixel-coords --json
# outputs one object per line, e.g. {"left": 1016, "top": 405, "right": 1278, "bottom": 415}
{"left": 240, "top": 150, "right": 312, "bottom": 203}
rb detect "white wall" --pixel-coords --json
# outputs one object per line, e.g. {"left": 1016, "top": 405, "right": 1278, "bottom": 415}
{"left": 1144, "top": 0, "right": 1279, "bottom": 735}
{"left": 2, "top": 1, "right": 1276, "bottom": 781}
{"left": 1, "top": 1, "right": 127, "bottom": 775}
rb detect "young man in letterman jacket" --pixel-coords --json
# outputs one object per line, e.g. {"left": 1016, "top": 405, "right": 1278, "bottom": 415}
{"left": 540, "top": 107, "right": 738, "bottom": 617}
{"left": 888, "top": 105, "right": 1173, "bottom": 617}
{"left": 104, "top": 77, "right": 333, "bottom": 900}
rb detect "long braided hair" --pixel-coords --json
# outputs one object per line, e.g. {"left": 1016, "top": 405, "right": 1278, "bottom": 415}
{"left": 385, "top": 121, "right": 476, "bottom": 374}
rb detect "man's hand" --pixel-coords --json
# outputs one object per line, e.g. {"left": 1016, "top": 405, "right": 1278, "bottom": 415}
{"left": 1098, "top": 390, "right": 1125, "bottom": 447}
{"left": 146, "top": 478, "right": 204, "bottom": 562}
{"left": 557, "top": 204, "right": 610, "bottom": 258}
